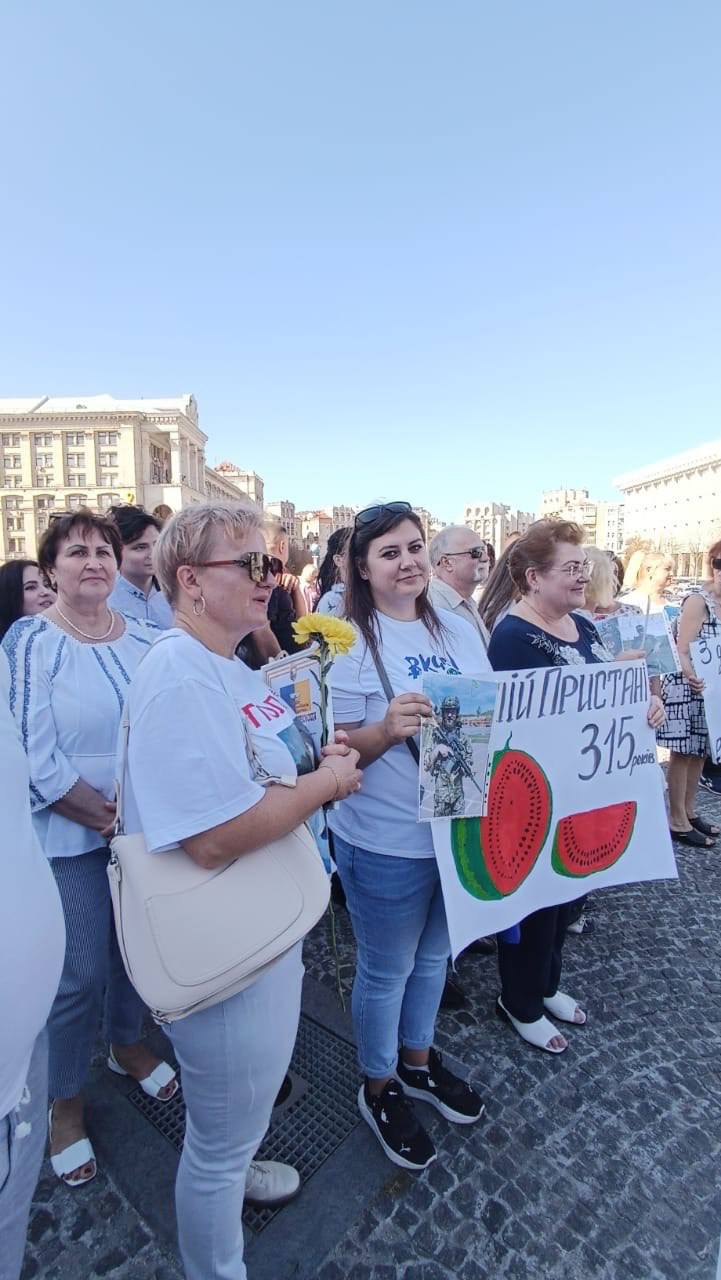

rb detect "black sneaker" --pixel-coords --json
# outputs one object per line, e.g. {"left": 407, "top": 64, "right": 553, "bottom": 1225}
{"left": 357, "top": 1079, "right": 436, "bottom": 1170}
{"left": 396, "top": 1048, "right": 485, "bottom": 1125}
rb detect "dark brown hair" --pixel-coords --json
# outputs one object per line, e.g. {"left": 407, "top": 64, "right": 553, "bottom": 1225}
{"left": 508, "top": 519, "right": 585, "bottom": 596}
{"left": 0, "top": 560, "right": 42, "bottom": 640}
{"left": 344, "top": 508, "right": 447, "bottom": 662}
{"left": 478, "top": 544, "right": 519, "bottom": 632}
{"left": 38, "top": 510, "right": 123, "bottom": 575}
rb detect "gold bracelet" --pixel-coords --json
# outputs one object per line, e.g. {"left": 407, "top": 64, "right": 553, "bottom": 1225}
{"left": 318, "top": 761, "right": 340, "bottom": 800}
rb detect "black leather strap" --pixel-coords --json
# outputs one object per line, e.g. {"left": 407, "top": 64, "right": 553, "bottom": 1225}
{"left": 370, "top": 649, "right": 421, "bottom": 764}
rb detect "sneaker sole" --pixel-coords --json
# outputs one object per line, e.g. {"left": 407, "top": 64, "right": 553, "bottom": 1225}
{"left": 244, "top": 1184, "right": 301, "bottom": 1210}
{"left": 397, "top": 1080, "right": 485, "bottom": 1125}
{"left": 357, "top": 1086, "right": 437, "bottom": 1171}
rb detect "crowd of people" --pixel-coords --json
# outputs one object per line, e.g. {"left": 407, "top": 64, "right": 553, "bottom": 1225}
{"left": 0, "top": 498, "right": 718, "bottom": 1280}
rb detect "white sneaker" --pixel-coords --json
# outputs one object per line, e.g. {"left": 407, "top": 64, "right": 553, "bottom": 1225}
{"left": 244, "top": 1159, "right": 301, "bottom": 1208}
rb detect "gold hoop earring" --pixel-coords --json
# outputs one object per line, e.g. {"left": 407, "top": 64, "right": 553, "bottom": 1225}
{"left": 193, "top": 595, "right": 206, "bottom": 617}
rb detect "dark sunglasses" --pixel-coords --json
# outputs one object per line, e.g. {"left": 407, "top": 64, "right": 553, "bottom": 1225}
{"left": 712, "top": 558, "right": 721, "bottom": 571}
{"left": 443, "top": 545, "right": 488, "bottom": 561}
{"left": 193, "top": 552, "right": 282, "bottom": 583}
{"left": 354, "top": 500, "right": 412, "bottom": 529}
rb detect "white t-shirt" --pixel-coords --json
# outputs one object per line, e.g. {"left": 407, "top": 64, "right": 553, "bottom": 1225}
{"left": 329, "top": 611, "right": 490, "bottom": 858}
{"left": 123, "top": 630, "right": 317, "bottom": 851}
{"left": 0, "top": 652, "right": 65, "bottom": 1117}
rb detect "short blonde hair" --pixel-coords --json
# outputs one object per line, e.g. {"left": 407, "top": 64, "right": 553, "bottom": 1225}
{"left": 154, "top": 502, "right": 261, "bottom": 603}
{"left": 583, "top": 545, "right": 618, "bottom": 611}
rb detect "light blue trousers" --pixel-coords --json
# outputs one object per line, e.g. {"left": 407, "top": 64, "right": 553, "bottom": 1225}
{"left": 48, "top": 849, "right": 146, "bottom": 1098}
{"left": 166, "top": 943, "right": 304, "bottom": 1280}
{"left": 0, "top": 1031, "right": 48, "bottom": 1280}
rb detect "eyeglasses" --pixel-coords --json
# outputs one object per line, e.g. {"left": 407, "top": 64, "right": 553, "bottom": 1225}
{"left": 712, "top": 558, "right": 721, "bottom": 571}
{"left": 555, "top": 560, "right": 592, "bottom": 578}
{"left": 443, "top": 546, "right": 489, "bottom": 562}
{"left": 354, "top": 501, "right": 412, "bottom": 529}
{"left": 193, "top": 553, "right": 283, "bottom": 583}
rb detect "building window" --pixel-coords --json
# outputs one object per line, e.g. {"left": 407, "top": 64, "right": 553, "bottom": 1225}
{"left": 66, "top": 452, "right": 85, "bottom": 468}
{"left": 65, "top": 432, "right": 85, "bottom": 446}
{"left": 67, "top": 495, "right": 88, "bottom": 510}
{"left": 8, "top": 537, "right": 25, "bottom": 555}
{"left": 35, "top": 474, "right": 53, "bottom": 488}
{"left": 100, "top": 473, "right": 117, "bottom": 487}
{"left": 35, "top": 453, "right": 53, "bottom": 469}
{"left": 99, "top": 451, "right": 118, "bottom": 468}
{"left": 5, "top": 454, "right": 22, "bottom": 469}
{"left": 2, "top": 433, "right": 21, "bottom": 447}
{"left": 34, "top": 433, "right": 54, "bottom": 447}
{"left": 5, "top": 513, "right": 24, "bottom": 532}
{"left": 3, "top": 496, "right": 23, "bottom": 511}
{"left": 67, "top": 474, "right": 87, "bottom": 488}
{"left": 97, "top": 431, "right": 119, "bottom": 446}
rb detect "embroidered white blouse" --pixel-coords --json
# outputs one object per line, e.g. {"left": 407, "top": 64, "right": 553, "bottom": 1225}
{"left": 2, "top": 613, "right": 158, "bottom": 858}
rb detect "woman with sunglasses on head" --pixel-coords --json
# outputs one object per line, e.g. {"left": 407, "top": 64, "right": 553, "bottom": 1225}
{"left": 328, "top": 501, "right": 487, "bottom": 1171}
{"left": 0, "top": 559, "right": 55, "bottom": 639}
{"left": 656, "top": 540, "right": 721, "bottom": 848}
{"left": 121, "top": 502, "right": 361, "bottom": 1280}
{"left": 487, "top": 520, "right": 664, "bottom": 1054}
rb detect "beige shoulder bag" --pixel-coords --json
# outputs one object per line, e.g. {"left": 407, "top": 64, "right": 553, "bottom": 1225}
{"left": 107, "top": 638, "right": 330, "bottom": 1023}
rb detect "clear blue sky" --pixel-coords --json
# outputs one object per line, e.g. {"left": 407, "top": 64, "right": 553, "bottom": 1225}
{"left": 2, "top": 2, "right": 719, "bottom": 520}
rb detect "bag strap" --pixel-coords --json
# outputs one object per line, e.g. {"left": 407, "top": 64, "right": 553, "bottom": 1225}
{"left": 370, "top": 648, "right": 420, "bottom": 765}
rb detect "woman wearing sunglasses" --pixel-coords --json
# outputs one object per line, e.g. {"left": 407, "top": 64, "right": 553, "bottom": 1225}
{"left": 328, "top": 501, "right": 487, "bottom": 1171}
{"left": 121, "top": 502, "right": 361, "bottom": 1280}
{"left": 657, "top": 540, "right": 721, "bottom": 847}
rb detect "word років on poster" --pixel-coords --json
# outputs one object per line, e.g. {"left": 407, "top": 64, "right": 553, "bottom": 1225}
{"left": 430, "top": 659, "right": 677, "bottom": 957}
{"left": 690, "top": 635, "right": 721, "bottom": 765}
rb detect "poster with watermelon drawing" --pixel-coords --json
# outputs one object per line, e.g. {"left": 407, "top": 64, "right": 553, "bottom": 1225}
{"left": 431, "top": 658, "right": 677, "bottom": 955}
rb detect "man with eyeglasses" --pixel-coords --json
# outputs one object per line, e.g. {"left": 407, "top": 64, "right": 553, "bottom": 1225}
{"left": 428, "top": 526, "right": 491, "bottom": 648}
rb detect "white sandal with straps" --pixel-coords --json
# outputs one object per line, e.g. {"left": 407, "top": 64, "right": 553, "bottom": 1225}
{"left": 543, "top": 991, "right": 587, "bottom": 1025}
{"left": 48, "top": 1104, "right": 97, "bottom": 1187}
{"left": 496, "top": 996, "right": 567, "bottom": 1054}
{"left": 107, "top": 1049, "right": 178, "bottom": 1101}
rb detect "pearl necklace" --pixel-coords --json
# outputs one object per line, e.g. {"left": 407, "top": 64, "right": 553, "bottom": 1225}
{"left": 54, "top": 604, "right": 116, "bottom": 642}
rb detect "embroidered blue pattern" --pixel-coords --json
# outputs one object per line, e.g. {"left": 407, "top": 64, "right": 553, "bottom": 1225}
{"left": 2, "top": 616, "right": 42, "bottom": 715}
{"left": 91, "top": 646, "right": 127, "bottom": 715}
{"left": 50, "top": 634, "right": 66, "bottom": 680}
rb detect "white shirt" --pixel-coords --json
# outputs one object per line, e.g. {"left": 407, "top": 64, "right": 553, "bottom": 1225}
{"left": 2, "top": 613, "right": 159, "bottom": 858}
{"left": 329, "top": 611, "right": 490, "bottom": 858}
{"left": 316, "top": 584, "right": 345, "bottom": 615}
{"left": 0, "top": 652, "right": 65, "bottom": 1116}
{"left": 109, "top": 574, "right": 174, "bottom": 629}
{"left": 123, "top": 630, "right": 316, "bottom": 852}
{"left": 429, "top": 578, "right": 490, "bottom": 648}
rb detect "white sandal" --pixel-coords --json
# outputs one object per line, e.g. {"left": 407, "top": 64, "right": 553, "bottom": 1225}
{"left": 48, "top": 1104, "right": 97, "bottom": 1187}
{"left": 107, "top": 1049, "right": 178, "bottom": 1101}
{"left": 496, "top": 996, "right": 567, "bottom": 1054}
{"left": 543, "top": 991, "right": 587, "bottom": 1025}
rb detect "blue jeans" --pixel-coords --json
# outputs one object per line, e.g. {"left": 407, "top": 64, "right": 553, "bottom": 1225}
{"left": 0, "top": 1031, "right": 48, "bottom": 1280}
{"left": 332, "top": 837, "right": 450, "bottom": 1078}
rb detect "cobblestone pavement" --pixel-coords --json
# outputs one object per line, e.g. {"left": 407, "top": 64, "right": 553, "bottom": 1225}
{"left": 23, "top": 788, "right": 721, "bottom": 1280}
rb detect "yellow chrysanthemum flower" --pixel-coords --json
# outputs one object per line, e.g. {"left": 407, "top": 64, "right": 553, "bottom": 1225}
{"left": 292, "top": 613, "right": 356, "bottom": 658}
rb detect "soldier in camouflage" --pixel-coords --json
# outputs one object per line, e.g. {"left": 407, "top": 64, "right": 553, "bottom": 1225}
{"left": 424, "top": 694, "right": 473, "bottom": 817}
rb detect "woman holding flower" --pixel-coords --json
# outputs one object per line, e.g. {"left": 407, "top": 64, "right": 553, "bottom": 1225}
{"left": 120, "top": 502, "right": 361, "bottom": 1280}
{"left": 328, "top": 501, "right": 488, "bottom": 1171}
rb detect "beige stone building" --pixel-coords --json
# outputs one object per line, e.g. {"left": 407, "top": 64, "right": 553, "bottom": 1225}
{"left": 0, "top": 394, "right": 208, "bottom": 561}
{"left": 539, "top": 488, "right": 598, "bottom": 541}
{"left": 212, "top": 461, "right": 264, "bottom": 507}
{"left": 462, "top": 501, "right": 534, "bottom": 553}
{"left": 614, "top": 440, "right": 721, "bottom": 574}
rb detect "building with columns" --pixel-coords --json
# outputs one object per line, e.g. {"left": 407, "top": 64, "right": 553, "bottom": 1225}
{"left": 0, "top": 393, "right": 207, "bottom": 560}
{"left": 213, "top": 461, "right": 264, "bottom": 507}
{"left": 462, "top": 501, "right": 534, "bottom": 553}
{"left": 614, "top": 440, "right": 721, "bottom": 574}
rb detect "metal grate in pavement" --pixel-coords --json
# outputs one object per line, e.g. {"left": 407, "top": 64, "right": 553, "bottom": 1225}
{"left": 126, "top": 1013, "right": 361, "bottom": 1233}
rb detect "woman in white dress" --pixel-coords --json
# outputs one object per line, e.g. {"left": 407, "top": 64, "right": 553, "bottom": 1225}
{"left": 2, "top": 511, "right": 178, "bottom": 1189}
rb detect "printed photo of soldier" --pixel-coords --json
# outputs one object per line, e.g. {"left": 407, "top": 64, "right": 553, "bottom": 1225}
{"left": 418, "top": 674, "right": 498, "bottom": 821}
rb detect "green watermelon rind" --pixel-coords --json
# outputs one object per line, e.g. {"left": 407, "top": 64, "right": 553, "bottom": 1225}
{"left": 479, "top": 746, "right": 552, "bottom": 896}
{"left": 551, "top": 801, "right": 637, "bottom": 878}
{"left": 451, "top": 817, "right": 502, "bottom": 900}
